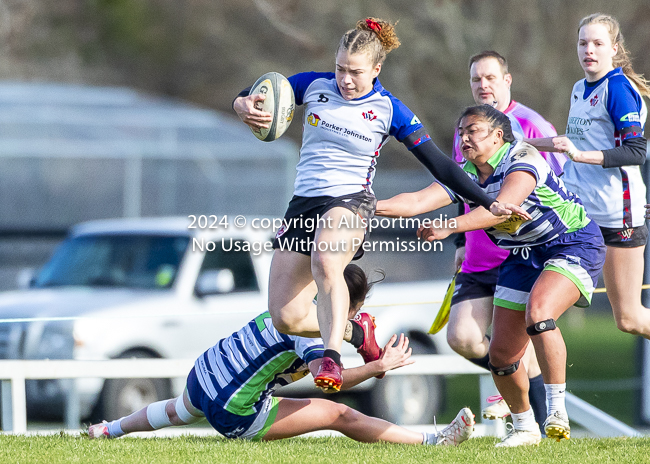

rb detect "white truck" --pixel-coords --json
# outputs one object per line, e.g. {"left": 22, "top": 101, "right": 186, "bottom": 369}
{"left": 0, "top": 217, "right": 453, "bottom": 425}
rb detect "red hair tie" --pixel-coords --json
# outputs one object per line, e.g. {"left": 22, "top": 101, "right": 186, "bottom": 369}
{"left": 365, "top": 19, "right": 382, "bottom": 34}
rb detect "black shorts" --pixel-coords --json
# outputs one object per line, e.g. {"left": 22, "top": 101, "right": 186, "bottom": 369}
{"left": 450, "top": 266, "right": 499, "bottom": 306}
{"left": 272, "top": 191, "right": 376, "bottom": 259}
{"left": 599, "top": 224, "right": 648, "bottom": 248}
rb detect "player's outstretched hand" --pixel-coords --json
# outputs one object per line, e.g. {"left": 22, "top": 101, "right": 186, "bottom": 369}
{"left": 417, "top": 224, "right": 452, "bottom": 242}
{"left": 233, "top": 94, "right": 273, "bottom": 130}
{"left": 377, "top": 333, "right": 414, "bottom": 373}
{"left": 489, "top": 201, "right": 532, "bottom": 220}
{"left": 552, "top": 135, "right": 581, "bottom": 161}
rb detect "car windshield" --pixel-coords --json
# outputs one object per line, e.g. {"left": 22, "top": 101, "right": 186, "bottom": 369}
{"left": 33, "top": 234, "right": 190, "bottom": 289}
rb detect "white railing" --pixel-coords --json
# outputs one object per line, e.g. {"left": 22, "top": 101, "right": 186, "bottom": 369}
{"left": 0, "top": 355, "right": 641, "bottom": 437}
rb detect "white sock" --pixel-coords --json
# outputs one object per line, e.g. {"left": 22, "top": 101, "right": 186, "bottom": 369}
{"left": 510, "top": 408, "right": 537, "bottom": 432}
{"left": 106, "top": 418, "right": 125, "bottom": 438}
{"left": 422, "top": 431, "right": 437, "bottom": 445}
{"left": 545, "top": 383, "right": 567, "bottom": 417}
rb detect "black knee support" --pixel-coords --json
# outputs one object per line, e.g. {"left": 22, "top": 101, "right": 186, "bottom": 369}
{"left": 526, "top": 318, "right": 557, "bottom": 336}
{"left": 488, "top": 360, "right": 520, "bottom": 376}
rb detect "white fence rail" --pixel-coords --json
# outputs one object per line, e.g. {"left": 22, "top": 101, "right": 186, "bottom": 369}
{"left": 0, "top": 355, "right": 641, "bottom": 437}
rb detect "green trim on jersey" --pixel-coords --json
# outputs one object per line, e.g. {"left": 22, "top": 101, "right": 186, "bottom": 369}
{"left": 494, "top": 297, "right": 526, "bottom": 311}
{"left": 254, "top": 311, "right": 271, "bottom": 332}
{"left": 544, "top": 265, "right": 591, "bottom": 308}
{"left": 535, "top": 185, "right": 590, "bottom": 233}
{"left": 252, "top": 397, "right": 281, "bottom": 441}
{"left": 463, "top": 143, "right": 511, "bottom": 176}
{"left": 225, "top": 352, "right": 297, "bottom": 415}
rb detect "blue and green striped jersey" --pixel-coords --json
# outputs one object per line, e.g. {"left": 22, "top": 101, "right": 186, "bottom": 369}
{"left": 194, "top": 311, "right": 324, "bottom": 416}
{"left": 439, "top": 141, "right": 591, "bottom": 249}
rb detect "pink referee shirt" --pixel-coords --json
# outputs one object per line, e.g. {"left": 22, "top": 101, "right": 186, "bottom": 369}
{"left": 452, "top": 101, "right": 566, "bottom": 273}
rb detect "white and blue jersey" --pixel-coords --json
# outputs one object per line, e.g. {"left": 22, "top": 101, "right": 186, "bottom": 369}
{"left": 563, "top": 67, "right": 647, "bottom": 228}
{"left": 193, "top": 311, "right": 323, "bottom": 416}
{"left": 439, "top": 141, "right": 591, "bottom": 249}
{"left": 287, "top": 72, "right": 429, "bottom": 197}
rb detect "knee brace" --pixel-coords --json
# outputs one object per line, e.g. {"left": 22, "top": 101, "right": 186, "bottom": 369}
{"left": 146, "top": 400, "right": 173, "bottom": 429}
{"left": 526, "top": 318, "right": 557, "bottom": 336}
{"left": 174, "top": 394, "right": 203, "bottom": 424}
{"left": 488, "top": 360, "right": 520, "bottom": 376}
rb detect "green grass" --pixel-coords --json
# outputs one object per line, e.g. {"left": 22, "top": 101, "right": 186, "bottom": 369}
{"left": 439, "top": 312, "right": 639, "bottom": 425}
{"left": 1, "top": 435, "right": 650, "bottom": 463}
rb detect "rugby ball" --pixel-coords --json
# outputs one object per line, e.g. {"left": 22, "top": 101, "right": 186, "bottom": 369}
{"left": 249, "top": 72, "right": 295, "bottom": 142}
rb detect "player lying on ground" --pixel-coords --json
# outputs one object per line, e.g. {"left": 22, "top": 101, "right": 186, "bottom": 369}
{"left": 89, "top": 264, "right": 475, "bottom": 446}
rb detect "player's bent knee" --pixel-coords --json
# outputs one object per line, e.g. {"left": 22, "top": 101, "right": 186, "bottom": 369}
{"left": 322, "top": 401, "right": 354, "bottom": 423}
{"left": 447, "top": 331, "right": 483, "bottom": 358}
{"left": 526, "top": 319, "right": 557, "bottom": 336}
{"left": 488, "top": 360, "right": 520, "bottom": 376}
{"left": 614, "top": 315, "right": 642, "bottom": 335}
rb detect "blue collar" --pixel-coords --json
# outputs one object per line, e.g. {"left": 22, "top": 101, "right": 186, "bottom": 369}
{"left": 584, "top": 67, "right": 623, "bottom": 88}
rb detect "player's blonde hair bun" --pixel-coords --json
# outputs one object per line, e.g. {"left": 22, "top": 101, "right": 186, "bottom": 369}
{"left": 356, "top": 18, "right": 401, "bottom": 53}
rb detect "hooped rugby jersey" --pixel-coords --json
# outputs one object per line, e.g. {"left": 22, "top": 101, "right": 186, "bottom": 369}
{"left": 563, "top": 67, "right": 647, "bottom": 228}
{"left": 439, "top": 141, "right": 591, "bottom": 249}
{"left": 287, "top": 72, "right": 429, "bottom": 197}
{"left": 452, "top": 101, "right": 564, "bottom": 272}
{"left": 194, "top": 311, "right": 323, "bottom": 416}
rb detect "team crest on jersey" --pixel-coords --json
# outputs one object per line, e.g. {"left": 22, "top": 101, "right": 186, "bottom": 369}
{"left": 362, "top": 110, "right": 377, "bottom": 121}
{"left": 307, "top": 112, "right": 321, "bottom": 127}
{"left": 566, "top": 255, "right": 581, "bottom": 266}
{"left": 275, "top": 224, "right": 288, "bottom": 238}
{"left": 618, "top": 228, "right": 634, "bottom": 241}
{"left": 410, "top": 115, "right": 421, "bottom": 125}
{"left": 511, "top": 150, "right": 530, "bottom": 161}
{"left": 590, "top": 94, "right": 599, "bottom": 106}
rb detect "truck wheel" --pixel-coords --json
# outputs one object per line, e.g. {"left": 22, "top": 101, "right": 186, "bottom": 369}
{"left": 367, "top": 339, "right": 444, "bottom": 425}
{"left": 95, "top": 350, "right": 171, "bottom": 422}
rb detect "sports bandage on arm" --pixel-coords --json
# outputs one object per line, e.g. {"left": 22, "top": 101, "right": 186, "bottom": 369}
{"left": 404, "top": 131, "right": 494, "bottom": 210}
{"left": 602, "top": 134, "right": 647, "bottom": 168}
{"left": 454, "top": 201, "right": 467, "bottom": 248}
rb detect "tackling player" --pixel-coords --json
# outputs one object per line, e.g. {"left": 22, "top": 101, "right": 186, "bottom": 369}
{"left": 88, "top": 264, "right": 475, "bottom": 446}
{"left": 378, "top": 105, "right": 606, "bottom": 446}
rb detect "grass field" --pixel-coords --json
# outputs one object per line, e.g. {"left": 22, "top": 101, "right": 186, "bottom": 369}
{"left": 438, "top": 312, "right": 640, "bottom": 425}
{"left": 1, "top": 435, "right": 650, "bottom": 463}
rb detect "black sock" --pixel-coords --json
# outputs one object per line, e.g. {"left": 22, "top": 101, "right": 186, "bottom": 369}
{"left": 468, "top": 353, "right": 490, "bottom": 371}
{"left": 349, "top": 321, "right": 365, "bottom": 349}
{"left": 323, "top": 349, "right": 341, "bottom": 366}
{"left": 528, "top": 374, "right": 548, "bottom": 434}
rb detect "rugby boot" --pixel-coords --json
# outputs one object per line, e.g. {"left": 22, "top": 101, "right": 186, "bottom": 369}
{"left": 314, "top": 356, "right": 343, "bottom": 392}
{"left": 87, "top": 421, "right": 111, "bottom": 439}
{"left": 482, "top": 395, "right": 511, "bottom": 420}
{"left": 544, "top": 411, "right": 571, "bottom": 441}
{"left": 495, "top": 424, "right": 542, "bottom": 447}
{"left": 353, "top": 312, "right": 385, "bottom": 378}
{"left": 435, "top": 407, "right": 475, "bottom": 446}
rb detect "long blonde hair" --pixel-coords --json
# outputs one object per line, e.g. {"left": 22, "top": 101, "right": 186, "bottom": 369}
{"left": 578, "top": 13, "right": 650, "bottom": 97}
{"left": 337, "top": 18, "right": 401, "bottom": 67}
